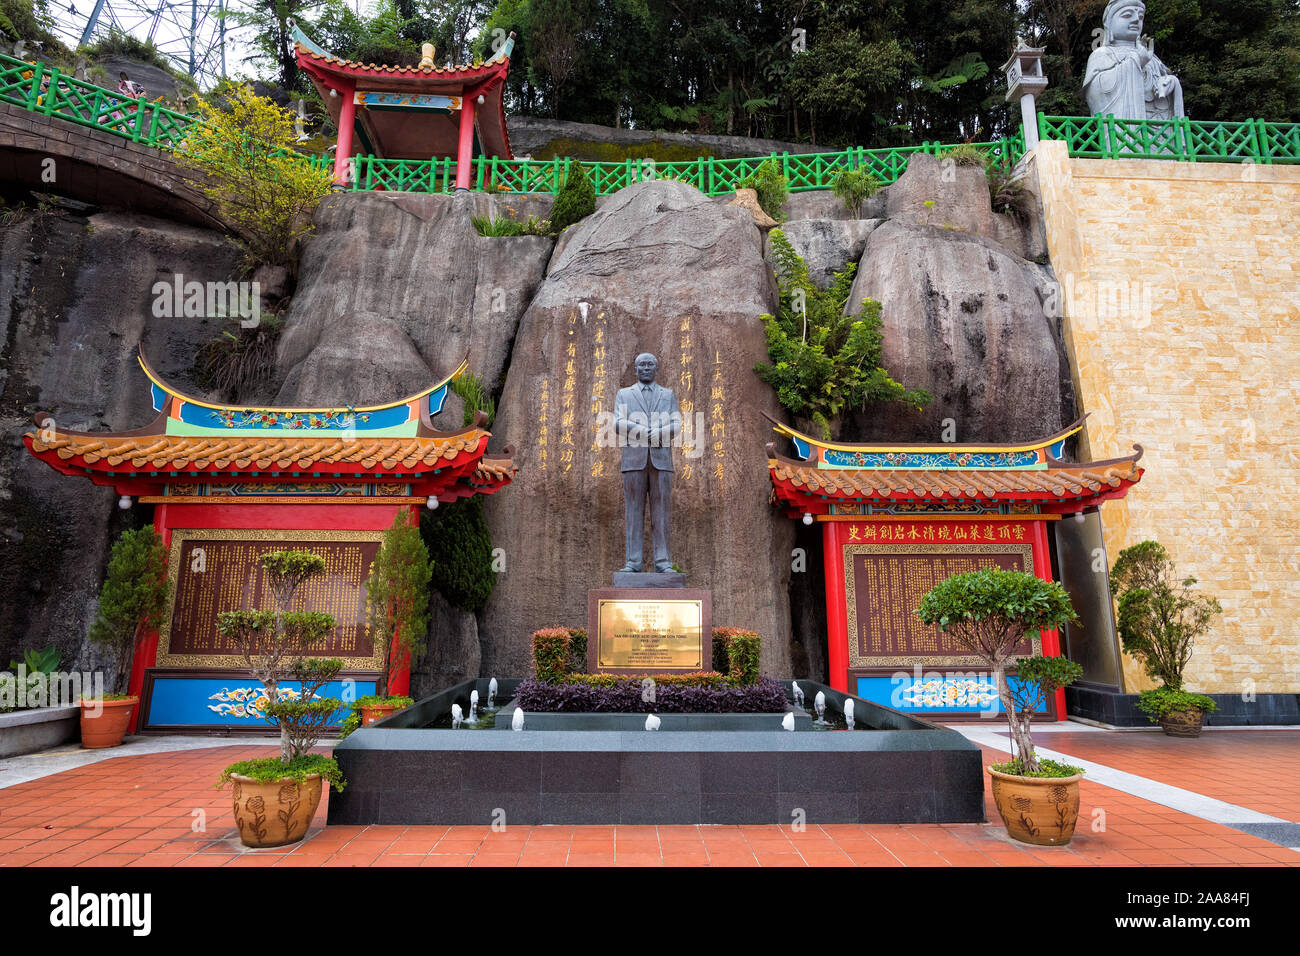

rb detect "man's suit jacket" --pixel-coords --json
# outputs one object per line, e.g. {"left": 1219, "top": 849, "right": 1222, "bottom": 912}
{"left": 614, "top": 382, "right": 682, "bottom": 472}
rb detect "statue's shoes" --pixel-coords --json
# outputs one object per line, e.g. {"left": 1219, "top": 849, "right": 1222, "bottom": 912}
{"left": 617, "top": 566, "right": 642, "bottom": 573}
{"left": 653, "top": 565, "right": 675, "bottom": 573}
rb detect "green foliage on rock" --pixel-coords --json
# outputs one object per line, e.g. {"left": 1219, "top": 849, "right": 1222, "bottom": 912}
{"left": 755, "top": 229, "right": 930, "bottom": 440}
{"left": 1110, "top": 540, "right": 1222, "bottom": 691}
{"left": 365, "top": 513, "right": 432, "bottom": 698}
{"left": 88, "top": 528, "right": 172, "bottom": 695}
{"left": 550, "top": 162, "right": 596, "bottom": 233}
{"left": 830, "top": 167, "right": 883, "bottom": 217}
{"left": 737, "top": 158, "right": 788, "bottom": 220}
{"left": 172, "top": 84, "right": 333, "bottom": 268}
{"left": 724, "top": 631, "right": 761, "bottom": 686}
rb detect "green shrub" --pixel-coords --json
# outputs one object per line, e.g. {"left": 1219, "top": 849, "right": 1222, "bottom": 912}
{"left": 755, "top": 229, "right": 930, "bottom": 439}
{"left": 421, "top": 497, "right": 495, "bottom": 612}
{"left": 449, "top": 372, "right": 495, "bottom": 426}
{"left": 990, "top": 756, "right": 1083, "bottom": 778}
{"left": 566, "top": 628, "right": 588, "bottom": 674}
{"left": 218, "top": 753, "right": 346, "bottom": 792}
{"left": 338, "top": 693, "right": 414, "bottom": 739}
{"left": 1136, "top": 687, "right": 1218, "bottom": 720}
{"left": 89, "top": 528, "right": 172, "bottom": 695}
{"left": 830, "top": 167, "right": 883, "bottom": 217}
{"left": 550, "top": 163, "right": 596, "bottom": 233}
{"left": 737, "top": 159, "right": 788, "bottom": 220}
{"left": 364, "top": 512, "right": 432, "bottom": 698}
{"left": 940, "top": 143, "right": 991, "bottom": 168}
{"left": 917, "top": 570, "right": 1078, "bottom": 774}
{"left": 725, "top": 631, "right": 761, "bottom": 686}
{"left": 532, "top": 627, "right": 571, "bottom": 683}
{"left": 471, "top": 214, "right": 525, "bottom": 237}
{"left": 1110, "top": 540, "right": 1222, "bottom": 692}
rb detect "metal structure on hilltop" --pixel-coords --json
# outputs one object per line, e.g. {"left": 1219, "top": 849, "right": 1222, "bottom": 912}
{"left": 45, "top": 0, "right": 229, "bottom": 87}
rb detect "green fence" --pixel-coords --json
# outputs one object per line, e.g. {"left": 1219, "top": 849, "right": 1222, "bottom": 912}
{"left": 351, "top": 134, "right": 1026, "bottom": 197}
{"left": 1039, "top": 114, "right": 1300, "bottom": 164}
{"left": 0, "top": 52, "right": 198, "bottom": 148}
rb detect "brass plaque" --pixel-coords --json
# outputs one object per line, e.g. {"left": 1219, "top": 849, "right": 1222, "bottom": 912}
{"left": 596, "top": 599, "right": 703, "bottom": 670}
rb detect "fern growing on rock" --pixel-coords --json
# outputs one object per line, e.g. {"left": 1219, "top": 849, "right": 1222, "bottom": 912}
{"left": 550, "top": 163, "right": 596, "bottom": 233}
{"left": 755, "top": 230, "right": 930, "bottom": 440}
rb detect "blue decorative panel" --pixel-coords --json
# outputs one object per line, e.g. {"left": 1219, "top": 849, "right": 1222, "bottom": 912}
{"left": 823, "top": 449, "right": 1042, "bottom": 470}
{"left": 145, "top": 676, "right": 375, "bottom": 728}
{"left": 427, "top": 383, "right": 449, "bottom": 417}
{"left": 150, "top": 382, "right": 167, "bottom": 412}
{"left": 855, "top": 674, "right": 1049, "bottom": 715}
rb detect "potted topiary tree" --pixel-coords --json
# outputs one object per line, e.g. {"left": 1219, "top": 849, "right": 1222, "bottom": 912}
{"left": 82, "top": 527, "right": 172, "bottom": 748}
{"left": 917, "top": 568, "right": 1085, "bottom": 846}
{"left": 355, "top": 511, "right": 431, "bottom": 726}
{"left": 1110, "top": 540, "right": 1223, "bottom": 737}
{"left": 215, "top": 550, "right": 346, "bottom": 848}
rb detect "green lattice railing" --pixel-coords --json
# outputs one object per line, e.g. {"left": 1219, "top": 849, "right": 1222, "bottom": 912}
{"left": 349, "top": 134, "right": 1027, "bottom": 197}
{"left": 1, "top": 52, "right": 198, "bottom": 147}
{"left": 1038, "top": 114, "right": 1300, "bottom": 164}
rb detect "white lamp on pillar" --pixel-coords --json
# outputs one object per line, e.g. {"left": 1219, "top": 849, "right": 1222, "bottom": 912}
{"left": 1001, "top": 42, "right": 1048, "bottom": 152}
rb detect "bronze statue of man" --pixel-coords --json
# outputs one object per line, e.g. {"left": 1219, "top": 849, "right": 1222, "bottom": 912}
{"left": 614, "top": 353, "right": 682, "bottom": 573}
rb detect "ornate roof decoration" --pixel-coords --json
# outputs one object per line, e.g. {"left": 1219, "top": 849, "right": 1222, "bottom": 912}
{"left": 23, "top": 350, "right": 515, "bottom": 501}
{"left": 765, "top": 414, "right": 1144, "bottom": 517}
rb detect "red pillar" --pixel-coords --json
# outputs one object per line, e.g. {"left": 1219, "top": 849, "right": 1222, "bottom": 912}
{"left": 822, "top": 520, "right": 850, "bottom": 693}
{"left": 454, "top": 94, "right": 477, "bottom": 190}
{"left": 332, "top": 82, "right": 357, "bottom": 186}
{"left": 1029, "top": 519, "right": 1067, "bottom": 718}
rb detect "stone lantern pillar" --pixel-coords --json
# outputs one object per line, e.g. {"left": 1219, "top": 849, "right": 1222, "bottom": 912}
{"left": 1001, "top": 43, "right": 1049, "bottom": 152}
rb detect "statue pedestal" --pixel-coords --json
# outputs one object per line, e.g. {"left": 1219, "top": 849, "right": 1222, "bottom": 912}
{"left": 611, "top": 571, "right": 686, "bottom": 589}
{"left": 586, "top": 586, "right": 712, "bottom": 676}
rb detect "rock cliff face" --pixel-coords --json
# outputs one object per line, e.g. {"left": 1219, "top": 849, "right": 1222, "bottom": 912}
{"left": 0, "top": 207, "right": 243, "bottom": 666}
{"left": 480, "top": 181, "right": 796, "bottom": 678}
{"left": 274, "top": 191, "right": 553, "bottom": 406}
{"left": 0, "top": 149, "right": 1075, "bottom": 685}
{"left": 844, "top": 155, "right": 1073, "bottom": 443}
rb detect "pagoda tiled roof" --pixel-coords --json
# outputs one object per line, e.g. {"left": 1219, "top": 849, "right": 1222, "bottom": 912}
{"left": 768, "top": 450, "right": 1143, "bottom": 504}
{"left": 27, "top": 431, "right": 484, "bottom": 472}
{"left": 295, "top": 43, "right": 508, "bottom": 79}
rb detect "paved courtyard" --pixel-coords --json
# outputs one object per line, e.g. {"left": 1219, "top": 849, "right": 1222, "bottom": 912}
{"left": 0, "top": 725, "right": 1296, "bottom": 867}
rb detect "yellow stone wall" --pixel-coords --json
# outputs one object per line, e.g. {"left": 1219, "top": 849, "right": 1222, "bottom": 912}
{"left": 1032, "top": 140, "right": 1300, "bottom": 694}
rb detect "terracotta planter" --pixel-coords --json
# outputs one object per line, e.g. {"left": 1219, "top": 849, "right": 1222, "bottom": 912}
{"left": 989, "top": 767, "right": 1083, "bottom": 846}
{"left": 1158, "top": 706, "right": 1206, "bottom": 738}
{"left": 360, "top": 704, "right": 397, "bottom": 726}
{"left": 79, "top": 697, "right": 137, "bottom": 749}
{"left": 229, "top": 773, "right": 323, "bottom": 848}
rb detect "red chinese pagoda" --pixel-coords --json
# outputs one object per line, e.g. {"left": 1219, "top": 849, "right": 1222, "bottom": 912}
{"left": 292, "top": 22, "right": 516, "bottom": 189}
{"left": 24, "top": 351, "right": 515, "bottom": 732}
{"left": 765, "top": 414, "right": 1144, "bottom": 717}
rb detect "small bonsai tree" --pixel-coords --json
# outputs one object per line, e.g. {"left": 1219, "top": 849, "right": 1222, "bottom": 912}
{"left": 737, "top": 158, "right": 788, "bottom": 221}
{"left": 550, "top": 162, "right": 596, "bottom": 233}
{"left": 173, "top": 83, "right": 333, "bottom": 267}
{"left": 917, "top": 569, "right": 1080, "bottom": 774}
{"left": 1110, "top": 540, "right": 1222, "bottom": 692}
{"left": 755, "top": 229, "right": 930, "bottom": 439}
{"left": 830, "top": 167, "right": 883, "bottom": 218}
{"left": 88, "top": 528, "right": 173, "bottom": 695}
{"left": 364, "top": 511, "right": 432, "bottom": 699}
{"left": 216, "top": 550, "right": 339, "bottom": 762}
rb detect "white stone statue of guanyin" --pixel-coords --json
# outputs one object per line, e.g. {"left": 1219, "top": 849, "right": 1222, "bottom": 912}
{"left": 1083, "top": 0, "right": 1184, "bottom": 121}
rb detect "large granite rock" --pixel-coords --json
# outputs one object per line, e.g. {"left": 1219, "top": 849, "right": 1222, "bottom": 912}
{"left": 275, "top": 190, "right": 553, "bottom": 405}
{"left": 480, "top": 180, "right": 795, "bottom": 678}
{"left": 409, "top": 592, "right": 480, "bottom": 700}
{"left": 772, "top": 219, "right": 883, "bottom": 289}
{"left": 784, "top": 189, "right": 886, "bottom": 222}
{"left": 885, "top": 152, "right": 1042, "bottom": 261}
{"left": 0, "top": 207, "right": 243, "bottom": 669}
{"left": 845, "top": 218, "right": 1074, "bottom": 443}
